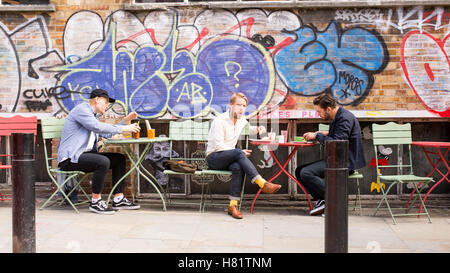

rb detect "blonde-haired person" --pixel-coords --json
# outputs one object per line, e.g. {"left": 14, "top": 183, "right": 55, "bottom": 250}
{"left": 206, "top": 92, "right": 281, "bottom": 219}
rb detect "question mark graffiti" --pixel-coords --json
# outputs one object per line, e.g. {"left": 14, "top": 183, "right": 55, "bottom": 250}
{"left": 225, "top": 61, "right": 242, "bottom": 88}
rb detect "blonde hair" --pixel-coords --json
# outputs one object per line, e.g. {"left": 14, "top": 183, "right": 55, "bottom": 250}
{"left": 230, "top": 92, "right": 248, "bottom": 106}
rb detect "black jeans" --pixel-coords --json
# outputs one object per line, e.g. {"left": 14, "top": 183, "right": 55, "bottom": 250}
{"left": 59, "top": 152, "right": 126, "bottom": 195}
{"left": 206, "top": 149, "right": 259, "bottom": 200}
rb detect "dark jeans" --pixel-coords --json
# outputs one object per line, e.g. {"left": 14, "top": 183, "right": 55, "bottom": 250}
{"left": 59, "top": 152, "right": 126, "bottom": 195}
{"left": 206, "top": 149, "right": 259, "bottom": 200}
{"left": 295, "top": 160, "right": 326, "bottom": 201}
{"left": 295, "top": 160, "right": 355, "bottom": 201}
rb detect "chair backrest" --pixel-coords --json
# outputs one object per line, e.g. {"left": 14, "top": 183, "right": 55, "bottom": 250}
{"left": 40, "top": 118, "right": 66, "bottom": 171}
{"left": 371, "top": 122, "right": 413, "bottom": 175}
{"left": 0, "top": 115, "right": 37, "bottom": 136}
{"left": 372, "top": 122, "right": 412, "bottom": 145}
{"left": 168, "top": 120, "right": 210, "bottom": 141}
{"left": 41, "top": 118, "right": 66, "bottom": 140}
{"left": 318, "top": 123, "right": 329, "bottom": 132}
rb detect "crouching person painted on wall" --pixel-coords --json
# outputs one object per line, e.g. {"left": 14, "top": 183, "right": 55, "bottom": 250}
{"left": 206, "top": 92, "right": 282, "bottom": 219}
{"left": 145, "top": 141, "right": 180, "bottom": 187}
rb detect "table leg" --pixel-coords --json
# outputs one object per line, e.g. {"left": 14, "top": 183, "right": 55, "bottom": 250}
{"left": 418, "top": 147, "right": 450, "bottom": 215}
{"left": 250, "top": 147, "right": 313, "bottom": 213}
{"left": 107, "top": 143, "right": 167, "bottom": 211}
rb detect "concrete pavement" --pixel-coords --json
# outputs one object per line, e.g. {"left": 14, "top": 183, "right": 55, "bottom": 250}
{"left": 0, "top": 200, "right": 449, "bottom": 253}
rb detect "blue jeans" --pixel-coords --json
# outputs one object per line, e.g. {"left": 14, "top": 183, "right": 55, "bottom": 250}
{"left": 295, "top": 160, "right": 326, "bottom": 201}
{"left": 206, "top": 149, "right": 259, "bottom": 200}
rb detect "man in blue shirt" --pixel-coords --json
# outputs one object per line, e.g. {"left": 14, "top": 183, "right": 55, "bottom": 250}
{"left": 295, "top": 93, "right": 366, "bottom": 216}
{"left": 58, "top": 89, "right": 141, "bottom": 214}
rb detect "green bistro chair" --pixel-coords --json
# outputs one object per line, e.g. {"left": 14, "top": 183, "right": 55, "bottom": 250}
{"left": 39, "top": 118, "right": 91, "bottom": 213}
{"left": 372, "top": 122, "right": 433, "bottom": 224}
{"left": 319, "top": 123, "right": 364, "bottom": 215}
{"left": 163, "top": 120, "right": 248, "bottom": 212}
{"left": 163, "top": 120, "right": 209, "bottom": 211}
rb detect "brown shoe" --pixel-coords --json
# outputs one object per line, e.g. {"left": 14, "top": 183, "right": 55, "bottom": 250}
{"left": 261, "top": 182, "right": 281, "bottom": 194}
{"left": 228, "top": 205, "right": 243, "bottom": 219}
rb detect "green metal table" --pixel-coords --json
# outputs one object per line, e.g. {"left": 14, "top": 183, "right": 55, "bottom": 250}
{"left": 104, "top": 137, "right": 170, "bottom": 210}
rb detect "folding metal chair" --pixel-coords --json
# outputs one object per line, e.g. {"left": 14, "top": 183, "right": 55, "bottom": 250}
{"left": 39, "top": 118, "right": 90, "bottom": 213}
{"left": 372, "top": 122, "right": 433, "bottom": 224}
{"left": 163, "top": 120, "right": 248, "bottom": 212}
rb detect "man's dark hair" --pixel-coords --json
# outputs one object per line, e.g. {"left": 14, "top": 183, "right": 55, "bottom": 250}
{"left": 313, "top": 93, "right": 337, "bottom": 109}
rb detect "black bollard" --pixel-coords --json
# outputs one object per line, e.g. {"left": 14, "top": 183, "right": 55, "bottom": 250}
{"left": 324, "top": 140, "right": 348, "bottom": 253}
{"left": 12, "top": 133, "right": 36, "bottom": 253}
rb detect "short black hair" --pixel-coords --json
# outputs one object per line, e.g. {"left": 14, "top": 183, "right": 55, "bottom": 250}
{"left": 313, "top": 93, "right": 336, "bottom": 109}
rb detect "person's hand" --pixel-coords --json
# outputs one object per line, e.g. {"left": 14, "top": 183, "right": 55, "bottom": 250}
{"left": 243, "top": 149, "right": 252, "bottom": 157}
{"left": 111, "top": 134, "right": 124, "bottom": 139}
{"left": 256, "top": 126, "right": 266, "bottom": 135}
{"left": 123, "top": 112, "right": 138, "bottom": 122}
{"left": 123, "top": 123, "right": 140, "bottom": 133}
{"left": 303, "top": 132, "right": 317, "bottom": 141}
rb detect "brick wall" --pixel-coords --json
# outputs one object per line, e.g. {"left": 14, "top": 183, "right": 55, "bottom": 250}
{"left": 0, "top": 1, "right": 448, "bottom": 196}
{"left": 0, "top": 1, "right": 448, "bottom": 118}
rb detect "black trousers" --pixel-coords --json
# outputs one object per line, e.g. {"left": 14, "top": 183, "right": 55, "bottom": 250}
{"left": 59, "top": 152, "right": 126, "bottom": 195}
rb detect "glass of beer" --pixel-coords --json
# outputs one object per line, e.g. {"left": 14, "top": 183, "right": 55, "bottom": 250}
{"left": 132, "top": 120, "right": 140, "bottom": 139}
{"left": 147, "top": 129, "right": 155, "bottom": 139}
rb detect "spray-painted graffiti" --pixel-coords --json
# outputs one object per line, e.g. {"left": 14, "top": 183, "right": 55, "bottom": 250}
{"left": 48, "top": 10, "right": 274, "bottom": 118}
{"left": 401, "top": 30, "right": 450, "bottom": 117}
{"left": 1, "top": 7, "right": 449, "bottom": 118}
{"left": 335, "top": 7, "right": 450, "bottom": 33}
{"left": 0, "top": 16, "right": 64, "bottom": 114}
{"left": 274, "top": 21, "right": 388, "bottom": 106}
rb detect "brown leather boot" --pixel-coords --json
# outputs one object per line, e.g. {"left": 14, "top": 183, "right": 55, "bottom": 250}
{"left": 228, "top": 205, "right": 243, "bottom": 219}
{"left": 261, "top": 182, "right": 281, "bottom": 194}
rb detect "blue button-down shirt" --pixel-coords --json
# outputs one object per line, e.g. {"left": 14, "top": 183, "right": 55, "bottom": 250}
{"left": 58, "top": 102, "right": 124, "bottom": 163}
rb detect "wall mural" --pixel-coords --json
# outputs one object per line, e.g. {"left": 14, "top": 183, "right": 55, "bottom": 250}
{"left": 274, "top": 21, "right": 388, "bottom": 106}
{"left": 401, "top": 30, "right": 450, "bottom": 117}
{"left": 0, "top": 7, "right": 448, "bottom": 118}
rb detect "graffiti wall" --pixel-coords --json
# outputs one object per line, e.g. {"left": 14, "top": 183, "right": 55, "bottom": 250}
{"left": 0, "top": 2, "right": 448, "bottom": 118}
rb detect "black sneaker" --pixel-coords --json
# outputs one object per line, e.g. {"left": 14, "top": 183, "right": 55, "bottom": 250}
{"left": 310, "top": 199, "right": 325, "bottom": 216}
{"left": 112, "top": 197, "right": 140, "bottom": 210}
{"left": 89, "top": 199, "right": 115, "bottom": 215}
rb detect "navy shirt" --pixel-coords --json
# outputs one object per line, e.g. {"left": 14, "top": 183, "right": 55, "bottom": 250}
{"left": 316, "top": 107, "right": 366, "bottom": 171}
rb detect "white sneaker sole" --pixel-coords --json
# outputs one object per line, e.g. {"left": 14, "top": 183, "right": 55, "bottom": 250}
{"left": 89, "top": 206, "right": 115, "bottom": 215}
{"left": 310, "top": 206, "right": 325, "bottom": 216}
{"left": 112, "top": 205, "right": 141, "bottom": 210}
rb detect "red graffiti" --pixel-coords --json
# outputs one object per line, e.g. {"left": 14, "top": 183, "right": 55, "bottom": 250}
{"left": 400, "top": 30, "right": 450, "bottom": 117}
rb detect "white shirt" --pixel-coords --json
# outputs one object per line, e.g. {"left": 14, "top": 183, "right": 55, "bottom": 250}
{"left": 206, "top": 110, "right": 248, "bottom": 156}
{"left": 85, "top": 131, "right": 96, "bottom": 152}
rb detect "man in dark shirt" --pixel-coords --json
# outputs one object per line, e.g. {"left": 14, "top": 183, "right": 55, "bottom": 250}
{"left": 295, "top": 93, "right": 366, "bottom": 216}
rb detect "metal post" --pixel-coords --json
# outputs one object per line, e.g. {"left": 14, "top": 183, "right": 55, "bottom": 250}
{"left": 12, "top": 133, "right": 36, "bottom": 253}
{"left": 324, "top": 140, "right": 348, "bottom": 253}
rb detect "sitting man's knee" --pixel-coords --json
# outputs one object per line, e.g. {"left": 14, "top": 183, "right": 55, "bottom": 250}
{"left": 97, "top": 156, "right": 111, "bottom": 170}
{"left": 229, "top": 162, "right": 243, "bottom": 173}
